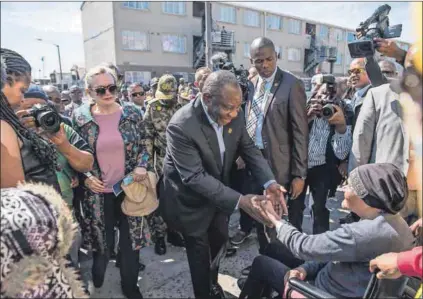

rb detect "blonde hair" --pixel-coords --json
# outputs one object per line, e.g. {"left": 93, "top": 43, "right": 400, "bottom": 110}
{"left": 195, "top": 67, "right": 211, "bottom": 82}
{"left": 84, "top": 65, "right": 116, "bottom": 89}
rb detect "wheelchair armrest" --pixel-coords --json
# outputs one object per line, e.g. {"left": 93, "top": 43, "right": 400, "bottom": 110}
{"left": 287, "top": 278, "right": 335, "bottom": 298}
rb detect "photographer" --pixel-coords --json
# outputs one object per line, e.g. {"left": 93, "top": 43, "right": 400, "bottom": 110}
{"left": 305, "top": 75, "right": 352, "bottom": 234}
{"left": 1, "top": 48, "right": 59, "bottom": 191}
{"left": 18, "top": 84, "right": 94, "bottom": 270}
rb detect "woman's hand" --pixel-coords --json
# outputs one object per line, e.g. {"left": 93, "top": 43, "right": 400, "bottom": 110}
{"left": 132, "top": 167, "right": 147, "bottom": 182}
{"left": 16, "top": 110, "right": 36, "bottom": 129}
{"left": 84, "top": 176, "right": 105, "bottom": 193}
{"left": 284, "top": 267, "right": 307, "bottom": 285}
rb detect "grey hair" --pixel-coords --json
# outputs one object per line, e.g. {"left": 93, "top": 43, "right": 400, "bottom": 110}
{"left": 128, "top": 82, "right": 143, "bottom": 92}
{"left": 84, "top": 65, "right": 116, "bottom": 88}
{"left": 202, "top": 70, "right": 239, "bottom": 101}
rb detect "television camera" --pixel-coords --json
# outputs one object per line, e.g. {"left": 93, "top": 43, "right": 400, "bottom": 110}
{"left": 210, "top": 52, "right": 250, "bottom": 101}
{"left": 348, "top": 4, "right": 402, "bottom": 58}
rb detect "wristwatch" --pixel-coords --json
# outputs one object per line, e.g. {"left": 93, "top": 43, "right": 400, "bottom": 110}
{"left": 84, "top": 172, "right": 93, "bottom": 179}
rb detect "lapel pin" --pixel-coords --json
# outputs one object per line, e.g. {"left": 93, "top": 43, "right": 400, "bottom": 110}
{"left": 228, "top": 128, "right": 232, "bottom": 134}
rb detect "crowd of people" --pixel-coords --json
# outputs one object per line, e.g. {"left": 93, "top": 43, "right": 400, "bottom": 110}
{"left": 1, "top": 6, "right": 422, "bottom": 299}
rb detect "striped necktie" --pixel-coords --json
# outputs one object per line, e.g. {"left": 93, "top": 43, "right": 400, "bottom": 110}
{"left": 246, "top": 80, "right": 266, "bottom": 140}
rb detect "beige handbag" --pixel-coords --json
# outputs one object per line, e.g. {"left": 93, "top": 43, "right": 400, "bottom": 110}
{"left": 121, "top": 171, "right": 159, "bottom": 217}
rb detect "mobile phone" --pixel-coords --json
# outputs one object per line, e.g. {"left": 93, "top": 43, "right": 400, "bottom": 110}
{"left": 123, "top": 175, "right": 134, "bottom": 186}
{"left": 112, "top": 180, "right": 123, "bottom": 197}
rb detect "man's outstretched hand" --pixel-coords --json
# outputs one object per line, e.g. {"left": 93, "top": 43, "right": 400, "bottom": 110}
{"left": 238, "top": 195, "right": 281, "bottom": 227}
{"left": 265, "top": 182, "right": 288, "bottom": 216}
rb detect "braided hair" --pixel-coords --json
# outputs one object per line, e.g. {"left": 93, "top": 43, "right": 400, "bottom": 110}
{"left": 0, "top": 48, "right": 58, "bottom": 171}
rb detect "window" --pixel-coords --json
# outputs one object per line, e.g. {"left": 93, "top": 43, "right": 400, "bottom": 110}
{"left": 162, "top": 2, "right": 186, "bottom": 15}
{"left": 192, "top": 1, "right": 204, "bottom": 18}
{"left": 288, "top": 19, "right": 301, "bottom": 35}
{"left": 122, "top": 30, "right": 149, "bottom": 51}
{"left": 277, "top": 46, "right": 283, "bottom": 59}
{"left": 347, "top": 32, "right": 356, "bottom": 42}
{"left": 267, "top": 14, "right": 283, "bottom": 30}
{"left": 288, "top": 48, "right": 301, "bottom": 61}
{"left": 243, "top": 43, "right": 250, "bottom": 58}
{"left": 320, "top": 25, "right": 329, "bottom": 39}
{"left": 336, "top": 53, "right": 343, "bottom": 65}
{"left": 162, "top": 34, "right": 187, "bottom": 53}
{"left": 219, "top": 5, "right": 236, "bottom": 24}
{"left": 244, "top": 9, "right": 260, "bottom": 27}
{"left": 334, "top": 29, "right": 343, "bottom": 41}
{"left": 122, "top": 2, "right": 149, "bottom": 10}
{"left": 125, "top": 71, "right": 151, "bottom": 84}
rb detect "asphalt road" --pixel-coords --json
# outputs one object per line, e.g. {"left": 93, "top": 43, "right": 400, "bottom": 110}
{"left": 83, "top": 191, "right": 348, "bottom": 298}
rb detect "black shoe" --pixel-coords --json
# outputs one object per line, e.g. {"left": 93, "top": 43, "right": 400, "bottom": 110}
{"left": 225, "top": 246, "right": 237, "bottom": 257}
{"left": 139, "top": 262, "right": 146, "bottom": 272}
{"left": 241, "top": 265, "right": 251, "bottom": 276}
{"left": 167, "top": 230, "right": 185, "bottom": 247}
{"left": 339, "top": 212, "right": 360, "bottom": 224}
{"left": 122, "top": 286, "right": 143, "bottom": 299}
{"left": 155, "top": 237, "right": 167, "bottom": 255}
{"left": 230, "top": 230, "right": 251, "bottom": 245}
{"left": 211, "top": 283, "right": 226, "bottom": 299}
{"left": 237, "top": 278, "right": 247, "bottom": 291}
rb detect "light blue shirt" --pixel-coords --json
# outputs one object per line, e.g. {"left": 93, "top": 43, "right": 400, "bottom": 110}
{"left": 252, "top": 68, "right": 277, "bottom": 149}
{"left": 201, "top": 98, "right": 276, "bottom": 209}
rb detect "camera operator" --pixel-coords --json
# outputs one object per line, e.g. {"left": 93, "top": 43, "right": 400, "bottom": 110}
{"left": 18, "top": 84, "right": 94, "bottom": 196}
{"left": 1, "top": 48, "right": 59, "bottom": 191}
{"left": 18, "top": 84, "right": 94, "bottom": 269}
{"left": 305, "top": 75, "right": 352, "bottom": 233}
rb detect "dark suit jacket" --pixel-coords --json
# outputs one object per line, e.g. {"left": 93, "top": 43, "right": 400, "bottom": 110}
{"left": 245, "top": 67, "right": 308, "bottom": 186}
{"left": 158, "top": 97, "right": 274, "bottom": 237}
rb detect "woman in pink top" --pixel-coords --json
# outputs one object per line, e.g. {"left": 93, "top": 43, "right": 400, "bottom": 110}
{"left": 72, "top": 65, "right": 149, "bottom": 299}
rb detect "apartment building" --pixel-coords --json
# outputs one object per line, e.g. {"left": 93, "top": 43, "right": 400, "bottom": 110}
{"left": 81, "top": 1, "right": 411, "bottom": 83}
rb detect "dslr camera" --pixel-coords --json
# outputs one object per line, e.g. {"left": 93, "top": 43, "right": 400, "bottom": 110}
{"left": 309, "top": 74, "right": 342, "bottom": 119}
{"left": 27, "top": 103, "right": 61, "bottom": 133}
{"left": 348, "top": 4, "right": 402, "bottom": 58}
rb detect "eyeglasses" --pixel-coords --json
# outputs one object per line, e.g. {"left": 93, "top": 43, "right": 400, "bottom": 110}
{"left": 93, "top": 84, "right": 117, "bottom": 96}
{"left": 131, "top": 91, "right": 145, "bottom": 97}
{"left": 381, "top": 70, "right": 396, "bottom": 77}
{"left": 348, "top": 68, "right": 366, "bottom": 76}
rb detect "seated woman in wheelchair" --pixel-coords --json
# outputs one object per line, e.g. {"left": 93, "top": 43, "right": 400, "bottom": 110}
{"left": 239, "top": 163, "right": 415, "bottom": 299}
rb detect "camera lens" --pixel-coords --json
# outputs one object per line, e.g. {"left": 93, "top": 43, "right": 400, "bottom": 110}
{"left": 38, "top": 111, "right": 61, "bottom": 133}
{"left": 322, "top": 104, "right": 335, "bottom": 118}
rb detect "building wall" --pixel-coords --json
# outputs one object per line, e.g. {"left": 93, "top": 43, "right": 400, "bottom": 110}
{"left": 81, "top": 2, "right": 116, "bottom": 70}
{"left": 81, "top": 1, "right": 412, "bottom": 80}
{"left": 113, "top": 1, "right": 202, "bottom": 75}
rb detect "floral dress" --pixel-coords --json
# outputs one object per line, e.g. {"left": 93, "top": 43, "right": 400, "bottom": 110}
{"left": 72, "top": 103, "right": 152, "bottom": 252}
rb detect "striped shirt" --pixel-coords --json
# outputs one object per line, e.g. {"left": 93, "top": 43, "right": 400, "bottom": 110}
{"left": 308, "top": 117, "right": 352, "bottom": 169}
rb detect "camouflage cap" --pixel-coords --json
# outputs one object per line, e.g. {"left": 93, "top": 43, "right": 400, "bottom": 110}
{"left": 179, "top": 78, "right": 185, "bottom": 83}
{"left": 155, "top": 75, "right": 177, "bottom": 100}
{"left": 150, "top": 77, "right": 159, "bottom": 88}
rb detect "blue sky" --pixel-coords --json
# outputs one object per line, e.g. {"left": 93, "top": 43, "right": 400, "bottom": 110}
{"left": 1, "top": 1, "right": 413, "bottom": 79}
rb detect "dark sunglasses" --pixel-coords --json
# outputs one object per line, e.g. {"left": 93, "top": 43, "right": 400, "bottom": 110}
{"left": 347, "top": 68, "right": 365, "bottom": 76}
{"left": 131, "top": 91, "right": 145, "bottom": 97}
{"left": 93, "top": 84, "right": 117, "bottom": 96}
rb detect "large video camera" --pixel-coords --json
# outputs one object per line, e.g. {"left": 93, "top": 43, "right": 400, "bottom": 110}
{"left": 210, "top": 52, "right": 250, "bottom": 99}
{"left": 348, "top": 4, "right": 402, "bottom": 58}
{"left": 27, "top": 103, "right": 61, "bottom": 133}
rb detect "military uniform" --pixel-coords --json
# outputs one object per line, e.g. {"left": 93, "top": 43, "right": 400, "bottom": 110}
{"left": 144, "top": 75, "right": 185, "bottom": 247}
{"left": 145, "top": 75, "right": 181, "bottom": 176}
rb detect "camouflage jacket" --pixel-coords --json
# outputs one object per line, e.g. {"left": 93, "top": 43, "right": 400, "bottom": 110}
{"left": 72, "top": 103, "right": 150, "bottom": 252}
{"left": 144, "top": 98, "right": 181, "bottom": 166}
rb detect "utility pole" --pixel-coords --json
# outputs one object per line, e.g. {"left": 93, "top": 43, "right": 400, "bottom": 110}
{"left": 56, "top": 45, "right": 64, "bottom": 90}
{"left": 41, "top": 56, "right": 45, "bottom": 78}
{"left": 204, "top": 1, "right": 212, "bottom": 68}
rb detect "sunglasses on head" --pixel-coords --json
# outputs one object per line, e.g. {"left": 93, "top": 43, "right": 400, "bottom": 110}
{"left": 132, "top": 91, "right": 145, "bottom": 97}
{"left": 348, "top": 68, "right": 365, "bottom": 75}
{"left": 93, "top": 84, "right": 117, "bottom": 96}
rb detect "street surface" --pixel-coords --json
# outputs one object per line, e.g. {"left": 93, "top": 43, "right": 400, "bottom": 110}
{"left": 83, "top": 191, "right": 347, "bottom": 298}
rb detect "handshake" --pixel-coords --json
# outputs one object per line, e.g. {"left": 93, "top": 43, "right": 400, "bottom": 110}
{"left": 238, "top": 192, "right": 287, "bottom": 228}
